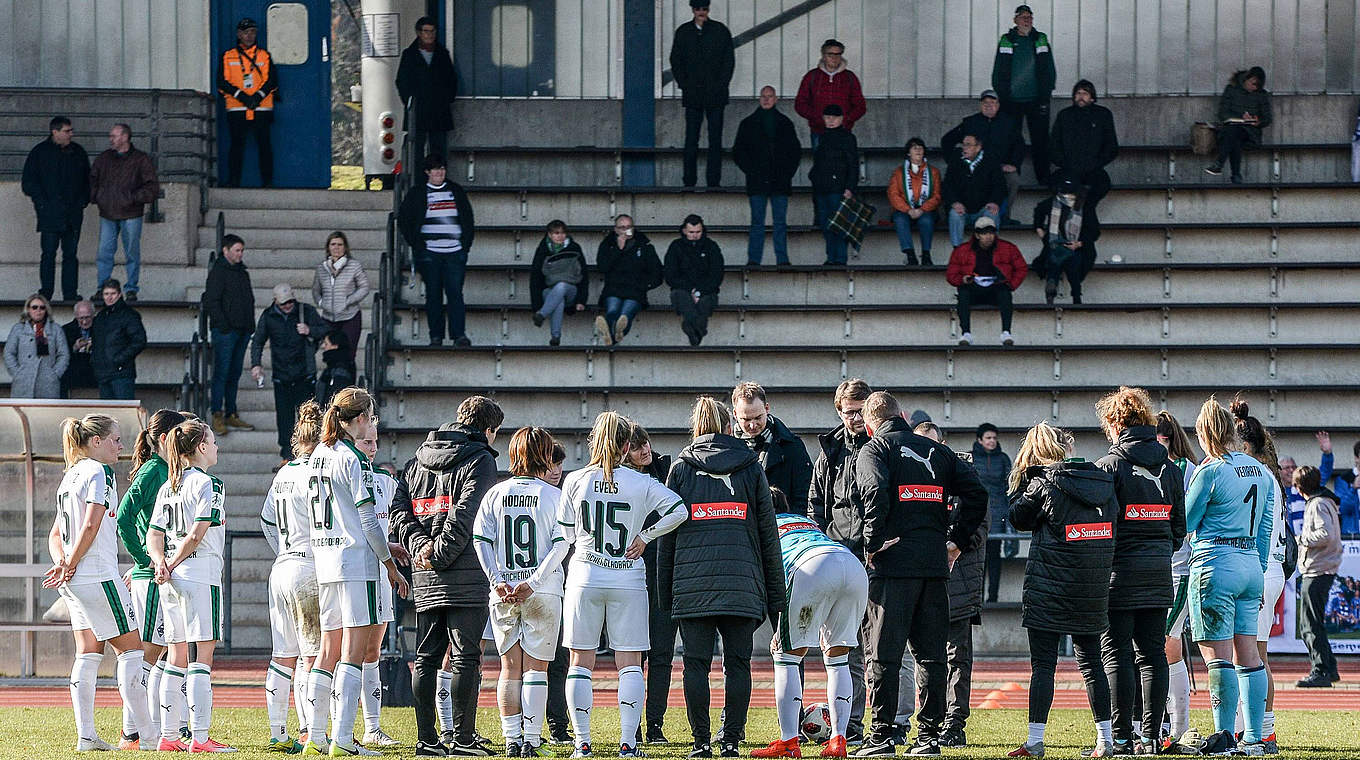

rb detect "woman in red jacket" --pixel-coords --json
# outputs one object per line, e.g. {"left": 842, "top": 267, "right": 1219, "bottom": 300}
{"left": 944, "top": 218, "right": 1027, "bottom": 346}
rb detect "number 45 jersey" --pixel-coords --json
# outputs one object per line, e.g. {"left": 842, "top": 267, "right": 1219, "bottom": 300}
{"left": 473, "top": 476, "right": 567, "bottom": 596}
{"left": 559, "top": 465, "right": 688, "bottom": 590}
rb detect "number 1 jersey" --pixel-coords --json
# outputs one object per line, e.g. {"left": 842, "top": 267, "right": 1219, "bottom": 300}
{"left": 558, "top": 465, "right": 687, "bottom": 590}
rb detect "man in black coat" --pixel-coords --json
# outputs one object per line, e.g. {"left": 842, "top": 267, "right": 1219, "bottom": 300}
{"left": 396, "top": 17, "right": 459, "bottom": 161}
{"left": 854, "top": 392, "right": 988, "bottom": 757}
{"left": 22, "top": 116, "right": 89, "bottom": 303}
{"left": 249, "top": 283, "right": 327, "bottom": 468}
{"left": 731, "top": 381, "right": 813, "bottom": 513}
{"left": 669, "top": 0, "right": 734, "bottom": 189}
{"left": 941, "top": 91, "right": 1024, "bottom": 225}
{"left": 202, "top": 233, "right": 256, "bottom": 436}
{"left": 390, "top": 396, "right": 503, "bottom": 756}
{"left": 1049, "top": 79, "right": 1119, "bottom": 213}
{"left": 89, "top": 278, "right": 145, "bottom": 400}
{"left": 942, "top": 134, "right": 1007, "bottom": 247}
{"left": 732, "top": 86, "right": 801, "bottom": 267}
{"left": 663, "top": 214, "right": 724, "bottom": 346}
{"left": 61, "top": 299, "right": 97, "bottom": 396}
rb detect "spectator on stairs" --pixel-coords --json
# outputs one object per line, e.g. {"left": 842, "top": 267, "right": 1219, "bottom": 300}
{"left": 398, "top": 153, "right": 476, "bottom": 348}
{"left": 808, "top": 105, "right": 859, "bottom": 264}
{"left": 90, "top": 278, "right": 146, "bottom": 400}
{"left": 250, "top": 283, "right": 327, "bottom": 471}
{"left": 396, "top": 16, "right": 459, "bottom": 162}
{"left": 312, "top": 230, "right": 369, "bottom": 363}
{"left": 669, "top": 0, "right": 735, "bottom": 190}
{"left": 794, "top": 39, "right": 866, "bottom": 149}
{"left": 991, "top": 5, "right": 1057, "bottom": 185}
{"left": 22, "top": 116, "right": 89, "bottom": 304}
{"left": 663, "top": 214, "right": 724, "bottom": 346}
{"left": 61, "top": 299, "right": 98, "bottom": 397}
{"left": 5, "top": 293, "right": 69, "bottom": 399}
{"left": 1313, "top": 431, "right": 1360, "bottom": 535}
{"left": 1206, "top": 67, "right": 1272, "bottom": 184}
{"left": 202, "top": 234, "right": 256, "bottom": 435}
{"left": 732, "top": 85, "right": 801, "bottom": 268}
{"left": 887, "top": 137, "right": 943, "bottom": 267}
{"left": 945, "top": 217, "right": 1027, "bottom": 347}
{"left": 594, "top": 214, "right": 663, "bottom": 346}
{"left": 941, "top": 91, "right": 1024, "bottom": 226}
{"left": 1031, "top": 178, "right": 1099, "bottom": 305}
{"left": 530, "top": 220, "right": 589, "bottom": 346}
{"left": 1049, "top": 79, "right": 1119, "bottom": 214}
{"left": 90, "top": 122, "right": 159, "bottom": 303}
{"left": 942, "top": 134, "right": 1005, "bottom": 247}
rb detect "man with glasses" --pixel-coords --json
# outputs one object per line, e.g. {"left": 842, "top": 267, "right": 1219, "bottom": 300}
{"left": 61, "top": 300, "right": 98, "bottom": 397}
{"left": 22, "top": 116, "right": 89, "bottom": 303}
{"left": 794, "top": 40, "right": 867, "bottom": 149}
{"left": 396, "top": 16, "right": 459, "bottom": 161}
{"left": 991, "top": 5, "right": 1057, "bottom": 184}
{"left": 250, "top": 283, "right": 328, "bottom": 471}
{"left": 669, "top": 0, "right": 734, "bottom": 190}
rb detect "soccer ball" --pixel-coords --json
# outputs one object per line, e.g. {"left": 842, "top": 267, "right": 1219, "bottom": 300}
{"left": 799, "top": 702, "right": 833, "bottom": 743}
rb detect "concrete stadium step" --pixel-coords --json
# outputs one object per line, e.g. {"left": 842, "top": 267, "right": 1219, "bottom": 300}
{"left": 184, "top": 284, "right": 379, "bottom": 306}
{"left": 196, "top": 225, "right": 388, "bottom": 251}
{"left": 193, "top": 247, "right": 385, "bottom": 270}
{"left": 207, "top": 188, "right": 392, "bottom": 212}
{"left": 208, "top": 208, "right": 391, "bottom": 232}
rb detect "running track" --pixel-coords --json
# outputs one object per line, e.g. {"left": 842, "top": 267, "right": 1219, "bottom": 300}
{"left": 0, "top": 657, "right": 1354, "bottom": 710}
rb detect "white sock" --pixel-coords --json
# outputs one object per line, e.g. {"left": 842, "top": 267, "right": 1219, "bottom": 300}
{"left": 71, "top": 652, "right": 102, "bottom": 743}
{"left": 617, "top": 665, "right": 644, "bottom": 747}
{"left": 1097, "top": 719, "right": 1113, "bottom": 746}
{"left": 501, "top": 712, "right": 524, "bottom": 742}
{"left": 186, "top": 663, "right": 213, "bottom": 744}
{"left": 1168, "top": 659, "right": 1190, "bottom": 738}
{"left": 773, "top": 652, "right": 804, "bottom": 741}
{"left": 1133, "top": 720, "right": 1143, "bottom": 739}
{"left": 361, "top": 661, "right": 382, "bottom": 734}
{"left": 293, "top": 666, "right": 311, "bottom": 733}
{"left": 116, "top": 650, "right": 153, "bottom": 740}
{"left": 266, "top": 661, "right": 294, "bottom": 742}
{"left": 306, "top": 667, "right": 333, "bottom": 742}
{"left": 331, "top": 662, "right": 363, "bottom": 749}
{"left": 1263, "top": 711, "right": 1275, "bottom": 739}
{"left": 522, "top": 670, "right": 549, "bottom": 743}
{"left": 437, "top": 670, "right": 455, "bottom": 733}
{"left": 1028, "top": 722, "right": 1046, "bottom": 745}
{"left": 160, "top": 665, "right": 186, "bottom": 741}
{"left": 824, "top": 653, "right": 852, "bottom": 739}
{"left": 499, "top": 676, "right": 523, "bottom": 741}
{"left": 145, "top": 660, "right": 164, "bottom": 740}
{"left": 566, "top": 666, "right": 593, "bottom": 745}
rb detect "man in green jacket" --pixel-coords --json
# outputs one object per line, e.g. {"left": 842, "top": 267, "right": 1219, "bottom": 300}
{"left": 991, "top": 5, "right": 1057, "bottom": 185}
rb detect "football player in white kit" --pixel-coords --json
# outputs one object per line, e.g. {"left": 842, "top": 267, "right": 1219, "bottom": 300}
{"left": 301, "top": 388, "right": 409, "bottom": 756}
{"left": 474, "top": 427, "right": 572, "bottom": 757}
{"left": 558, "top": 412, "right": 689, "bottom": 757}
{"left": 260, "top": 401, "right": 325, "bottom": 753}
{"left": 146, "top": 418, "right": 235, "bottom": 753}
{"left": 45, "top": 414, "right": 154, "bottom": 752}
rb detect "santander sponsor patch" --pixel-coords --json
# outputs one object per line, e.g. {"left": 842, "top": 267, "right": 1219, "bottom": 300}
{"left": 1124, "top": 503, "right": 1171, "bottom": 520}
{"left": 1065, "top": 522, "right": 1113, "bottom": 541}
{"left": 690, "top": 501, "right": 748, "bottom": 520}
{"left": 898, "top": 484, "right": 944, "bottom": 502}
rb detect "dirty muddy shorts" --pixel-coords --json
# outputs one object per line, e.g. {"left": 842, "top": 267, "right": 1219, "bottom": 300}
{"left": 1189, "top": 550, "right": 1263, "bottom": 642}
{"left": 776, "top": 548, "right": 869, "bottom": 652}
{"left": 268, "top": 555, "right": 322, "bottom": 657}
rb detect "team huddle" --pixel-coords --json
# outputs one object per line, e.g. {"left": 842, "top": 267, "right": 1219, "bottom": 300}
{"left": 44, "top": 382, "right": 1302, "bottom": 757}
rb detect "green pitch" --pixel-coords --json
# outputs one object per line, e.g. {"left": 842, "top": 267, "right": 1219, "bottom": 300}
{"left": 5, "top": 707, "right": 1360, "bottom": 759}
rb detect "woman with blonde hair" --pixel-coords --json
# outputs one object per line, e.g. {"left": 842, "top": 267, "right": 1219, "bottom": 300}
{"left": 1005, "top": 423, "right": 1117, "bottom": 757}
{"left": 48, "top": 413, "right": 154, "bottom": 752}
{"left": 312, "top": 230, "right": 370, "bottom": 363}
{"left": 5, "top": 292, "right": 69, "bottom": 398}
{"left": 662, "top": 397, "right": 784, "bottom": 758}
{"left": 558, "top": 411, "right": 688, "bottom": 757}
{"left": 1093, "top": 387, "right": 1186, "bottom": 754}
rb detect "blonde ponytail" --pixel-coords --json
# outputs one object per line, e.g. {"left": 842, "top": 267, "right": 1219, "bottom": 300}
{"left": 321, "top": 387, "right": 374, "bottom": 446}
{"left": 1009, "top": 422, "right": 1069, "bottom": 494}
{"left": 292, "top": 400, "right": 324, "bottom": 458}
{"left": 690, "top": 396, "right": 732, "bottom": 438}
{"left": 61, "top": 414, "right": 118, "bottom": 468}
{"left": 587, "top": 411, "right": 632, "bottom": 482}
{"left": 1194, "top": 396, "right": 1238, "bottom": 461}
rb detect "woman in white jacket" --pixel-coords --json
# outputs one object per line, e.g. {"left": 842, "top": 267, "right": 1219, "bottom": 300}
{"left": 313, "top": 231, "right": 370, "bottom": 363}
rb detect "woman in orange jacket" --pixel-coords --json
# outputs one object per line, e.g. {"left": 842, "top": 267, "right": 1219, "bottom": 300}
{"left": 887, "top": 138, "right": 942, "bottom": 267}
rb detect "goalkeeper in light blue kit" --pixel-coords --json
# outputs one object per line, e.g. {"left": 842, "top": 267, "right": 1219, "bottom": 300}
{"left": 1183, "top": 399, "right": 1275, "bottom": 757}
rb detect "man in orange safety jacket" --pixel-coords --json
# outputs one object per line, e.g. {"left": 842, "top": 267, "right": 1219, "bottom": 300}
{"left": 218, "top": 17, "right": 277, "bottom": 187}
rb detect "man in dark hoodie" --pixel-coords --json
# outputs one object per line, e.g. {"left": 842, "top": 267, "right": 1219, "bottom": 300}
{"left": 972, "top": 423, "right": 1014, "bottom": 603}
{"left": 390, "top": 396, "right": 503, "bottom": 757}
{"left": 663, "top": 214, "right": 724, "bottom": 346}
{"left": 249, "top": 283, "right": 327, "bottom": 470}
{"left": 202, "top": 233, "right": 256, "bottom": 435}
{"left": 1049, "top": 79, "right": 1119, "bottom": 214}
{"left": 809, "top": 105, "right": 859, "bottom": 263}
{"left": 731, "top": 381, "right": 813, "bottom": 513}
{"left": 854, "top": 392, "right": 988, "bottom": 757}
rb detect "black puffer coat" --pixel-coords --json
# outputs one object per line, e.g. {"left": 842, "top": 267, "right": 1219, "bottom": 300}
{"left": 809, "top": 424, "right": 869, "bottom": 558}
{"left": 1049, "top": 101, "right": 1119, "bottom": 177}
{"left": 596, "top": 231, "right": 664, "bottom": 307}
{"left": 740, "top": 414, "right": 813, "bottom": 516}
{"left": 1095, "top": 425, "right": 1187, "bottom": 610}
{"left": 668, "top": 19, "right": 735, "bottom": 109}
{"left": 90, "top": 297, "right": 146, "bottom": 382}
{"left": 972, "top": 441, "right": 1012, "bottom": 533}
{"left": 1216, "top": 70, "right": 1273, "bottom": 145}
{"left": 1009, "top": 460, "right": 1118, "bottom": 634}
{"left": 808, "top": 126, "right": 859, "bottom": 194}
{"left": 947, "top": 451, "right": 990, "bottom": 623}
{"left": 390, "top": 424, "right": 498, "bottom": 611}
{"left": 659, "top": 434, "right": 784, "bottom": 623}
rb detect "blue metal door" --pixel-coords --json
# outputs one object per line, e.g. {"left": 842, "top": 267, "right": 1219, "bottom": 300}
{"left": 214, "top": 0, "right": 332, "bottom": 188}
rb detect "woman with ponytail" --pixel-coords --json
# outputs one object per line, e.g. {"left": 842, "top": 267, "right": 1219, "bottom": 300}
{"left": 114, "top": 408, "right": 186, "bottom": 747}
{"left": 558, "top": 411, "right": 689, "bottom": 757}
{"left": 1154, "top": 409, "right": 1199, "bottom": 747}
{"left": 257, "top": 400, "right": 324, "bottom": 752}
{"left": 1181, "top": 397, "right": 1275, "bottom": 756}
{"left": 48, "top": 414, "right": 155, "bottom": 751}
{"left": 146, "top": 419, "right": 232, "bottom": 752}
{"left": 300, "top": 387, "right": 409, "bottom": 756}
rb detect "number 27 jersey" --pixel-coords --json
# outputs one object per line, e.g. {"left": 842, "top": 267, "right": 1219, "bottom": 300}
{"left": 308, "top": 440, "right": 380, "bottom": 584}
{"left": 558, "top": 465, "right": 686, "bottom": 591}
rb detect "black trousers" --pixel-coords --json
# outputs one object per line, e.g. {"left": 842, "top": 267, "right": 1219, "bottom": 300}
{"left": 1001, "top": 98, "right": 1051, "bottom": 183}
{"left": 1215, "top": 124, "right": 1254, "bottom": 176}
{"left": 864, "top": 577, "right": 949, "bottom": 739}
{"left": 670, "top": 290, "right": 718, "bottom": 344}
{"left": 39, "top": 224, "right": 82, "bottom": 301}
{"left": 1027, "top": 628, "right": 1109, "bottom": 724}
{"left": 985, "top": 540, "right": 1002, "bottom": 602}
{"left": 1301, "top": 574, "right": 1338, "bottom": 676}
{"left": 678, "top": 615, "right": 760, "bottom": 745}
{"left": 1044, "top": 249, "right": 1089, "bottom": 301}
{"left": 273, "top": 378, "right": 315, "bottom": 458}
{"left": 1101, "top": 607, "right": 1168, "bottom": 743}
{"left": 956, "top": 283, "right": 1013, "bottom": 333}
{"left": 226, "top": 111, "right": 274, "bottom": 187}
{"left": 942, "top": 618, "right": 974, "bottom": 731}
{"left": 546, "top": 638, "right": 570, "bottom": 733}
{"left": 412, "top": 127, "right": 449, "bottom": 164}
{"left": 646, "top": 565, "right": 677, "bottom": 730}
{"left": 414, "top": 604, "right": 489, "bottom": 745}
{"left": 683, "top": 106, "right": 725, "bottom": 187}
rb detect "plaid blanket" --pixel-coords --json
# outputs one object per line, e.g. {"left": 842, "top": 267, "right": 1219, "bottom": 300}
{"left": 827, "top": 194, "right": 877, "bottom": 250}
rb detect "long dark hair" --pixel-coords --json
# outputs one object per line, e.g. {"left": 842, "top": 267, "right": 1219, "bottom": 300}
{"left": 132, "top": 409, "right": 188, "bottom": 471}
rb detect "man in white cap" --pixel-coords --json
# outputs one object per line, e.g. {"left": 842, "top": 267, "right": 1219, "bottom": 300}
{"left": 250, "top": 282, "right": 327, "bottom": 470}
{"left": 944, "top": 217, "right": 1028, "bottom": 347}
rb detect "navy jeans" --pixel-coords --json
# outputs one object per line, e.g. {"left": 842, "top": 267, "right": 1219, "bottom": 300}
{"left": 891, "top": 210, "right": 936, "bottom": 254}
{"left": 747, "top": 194, "right": 789, "bottom": 264}
{"left": 420, "top": 252, "right": 468, "bottom": 342}
{"left": 815, "top": 192, "right": 849, "bottom": 264}
{"left": 98, "top": 377, "right": 135, "bottom": 400}
{"left": 210, "top": 328, "right": 250, "bottom": 414}
{"left": 603, "top": 297, "right": 642, "bottom": 336}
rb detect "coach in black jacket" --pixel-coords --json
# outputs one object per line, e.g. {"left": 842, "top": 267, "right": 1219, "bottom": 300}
{"left": 855, "top": 392, "right": 988, "bottom": 755}
{"left": 661, "top": 399, "right": 783, "bottom": 756}
{"left": 390, "top": 396, "right": 503, "bottom": 756}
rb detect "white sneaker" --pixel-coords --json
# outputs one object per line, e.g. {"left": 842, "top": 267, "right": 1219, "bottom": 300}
{"left": 1001, "top": 330, "right": 1014, "bottom": 345}
{"left": 75, "top": 735, "right": 114, "bottom": 751}
{"left": 361, "top": 728, "right": 401, "bottom": 747}
{"left": 958, "top": 331, "right": 973, "bottom": 346}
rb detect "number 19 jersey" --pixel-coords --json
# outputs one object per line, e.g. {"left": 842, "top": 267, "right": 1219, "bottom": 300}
{"left": 55, "top": 458, "right": 119, "bottom": 585}
{"left": 558, "top": 465, "right": 686, "bottom": 590}
{"left": 309, "top": 440, "right": 380, "bottom": 584}
{"left": 474, "top": 476, "right": 566, "bottom": 595}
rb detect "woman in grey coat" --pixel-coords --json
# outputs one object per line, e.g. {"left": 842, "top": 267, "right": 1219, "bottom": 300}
{"left": 312, "top": 230, "right": 370, "bottom": 363}
{"left": 4, "top": 293, "right": 69, "bottom": 398}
